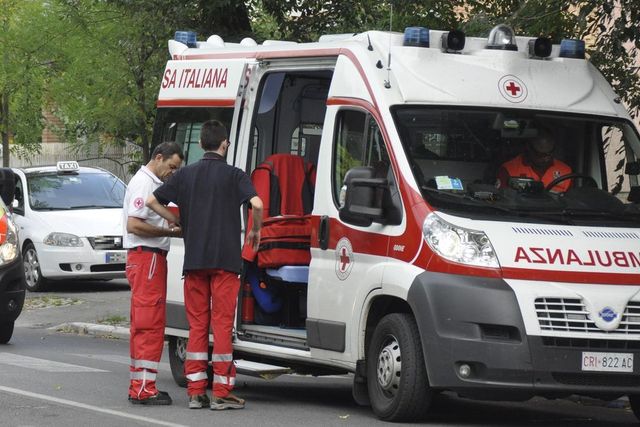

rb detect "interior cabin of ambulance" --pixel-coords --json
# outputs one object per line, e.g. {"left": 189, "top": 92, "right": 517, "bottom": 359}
{"left": 395, "top": 108, "right": 640, "bottom": 226}
{"left": 154, "top": 68, "right": 340, "bottom": 349}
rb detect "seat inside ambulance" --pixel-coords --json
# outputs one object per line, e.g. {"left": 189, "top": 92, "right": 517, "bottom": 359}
{"left": 241, "top": 69, "right": 331, "bottom": 329}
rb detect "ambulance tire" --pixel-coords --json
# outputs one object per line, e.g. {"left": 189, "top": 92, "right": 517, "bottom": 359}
{"left": 629, "top": 395, "right": 640, "bottom": 421}
{"left": 367, "top": 313, "right": 432, "bottom": 421}
{"left": 23, "top": 243, "right": 49, "bottom": 292}
{"left": 168, "top": 336, "right": 213, "bottom": 388}
{"left": 0, "top": 322, "right": 14, "bottom": 344}
{"left": 168, "top": 336, "right": 188, "bottom": 387}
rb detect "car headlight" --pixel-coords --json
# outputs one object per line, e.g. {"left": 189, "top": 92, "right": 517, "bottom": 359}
{"left": 423, "top": 213, "right": 499, "bottom": 268}
{"left": 0, "top": 219, "right": 18, "bottom": 264}
{"left": 44, "top": 232, "right": 84, "bottom": 247}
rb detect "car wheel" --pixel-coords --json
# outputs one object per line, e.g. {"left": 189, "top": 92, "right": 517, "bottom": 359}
{"left": 0, "top": 322, "right": 14, "bottom": 344}
{"left": 367, "top": 313, "right": 432, "bottom": 421}
{"left": 23, "top": 243, "right": 48, "bottom": 292}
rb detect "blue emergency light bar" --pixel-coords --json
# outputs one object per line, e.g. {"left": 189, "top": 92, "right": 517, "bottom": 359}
{"left": 559, "top": 39, "right": 585, "bottom": 59}
{"left": 175, "top": 31, "right": 198, "bottom": 48}
{"left": 403, "top": 27, "right": 430, "bottom": 48}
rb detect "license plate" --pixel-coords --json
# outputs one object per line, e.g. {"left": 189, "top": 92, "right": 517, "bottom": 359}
{"left": 581, "top": 351, "right": 634, "bottom": 373}
{"left": 105, "top": 251, "right": 126, "bottom": 264}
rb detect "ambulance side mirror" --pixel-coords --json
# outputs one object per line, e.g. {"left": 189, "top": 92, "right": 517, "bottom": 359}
{"left": 0, "top": 168, "right": 15, "bottom": 207}
{"left": 339, "top": 166, "right": 386, "bottom": 227}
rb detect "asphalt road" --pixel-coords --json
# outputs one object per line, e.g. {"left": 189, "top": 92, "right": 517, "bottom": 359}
{"left": 2, "top": 279, "right": 639, "bottom": 426}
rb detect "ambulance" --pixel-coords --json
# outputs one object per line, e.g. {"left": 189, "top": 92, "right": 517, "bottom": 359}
{"left": 154, "top": 25, "right": 640, "bottom": 421}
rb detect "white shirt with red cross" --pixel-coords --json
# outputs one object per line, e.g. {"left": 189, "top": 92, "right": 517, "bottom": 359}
{"left": 122, "top": 166, "right": 170, "bottom": 251}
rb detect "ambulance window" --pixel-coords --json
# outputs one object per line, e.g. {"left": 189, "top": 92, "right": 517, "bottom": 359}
{"left": 152, "top": 107, "right": 234, "bottom": 165}
{"left": 333, "top": 110, "right": 391, "bottom": 204}
{"left": 603, "top": 125, "right": 632, "bottom": 194}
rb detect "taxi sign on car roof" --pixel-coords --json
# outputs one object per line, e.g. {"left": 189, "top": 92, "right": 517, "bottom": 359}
{"left": 56, "top": 161, "right": 80, "bottom": 173}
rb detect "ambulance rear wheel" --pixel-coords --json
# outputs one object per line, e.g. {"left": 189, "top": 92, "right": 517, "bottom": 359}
{"left": 168, "top": 336, "right": 213, "bottom": 388}
{"left": 168, "top": 336, "right": 188, "bottom": 387}
{"left": 367, "top": 313, "right": 432, "bottom": 421}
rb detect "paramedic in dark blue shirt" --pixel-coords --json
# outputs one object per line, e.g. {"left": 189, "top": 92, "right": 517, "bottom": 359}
{"left": 146, "top": 120, "right": 263, "bottom": 410}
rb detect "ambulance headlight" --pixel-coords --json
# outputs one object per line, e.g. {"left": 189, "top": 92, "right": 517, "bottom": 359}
{"left": 423, "top": 213, "right": 499, "bottom": 268}
{"left": 0, "top": 219, "right": 18, "bottom": 265}
{"left": 44, "top": 232, "right": 84, "bottom": 247}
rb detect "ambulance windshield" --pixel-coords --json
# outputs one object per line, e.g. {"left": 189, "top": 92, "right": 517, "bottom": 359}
{"left": 393, "top": 107, "right": 640, "bottom": 226}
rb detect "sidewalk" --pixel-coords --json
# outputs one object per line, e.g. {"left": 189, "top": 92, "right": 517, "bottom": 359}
{"left": 48, "top": 322, "right": 130, "bottom": 339}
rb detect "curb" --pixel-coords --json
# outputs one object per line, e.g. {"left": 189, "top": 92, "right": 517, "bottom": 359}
{"left": 49, "top": 322, "right": 130, "bottom": 339}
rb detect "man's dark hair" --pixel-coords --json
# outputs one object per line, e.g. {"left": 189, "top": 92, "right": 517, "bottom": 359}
{"left": 200, "top": 120, "right": 228, "bottom": 151}
{"left": 152, "top": 141, "right": 184, "bottom": 160}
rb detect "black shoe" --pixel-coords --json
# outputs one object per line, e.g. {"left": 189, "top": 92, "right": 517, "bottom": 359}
{"left": 129, "top": 390, "right": 172, "bottom": 405}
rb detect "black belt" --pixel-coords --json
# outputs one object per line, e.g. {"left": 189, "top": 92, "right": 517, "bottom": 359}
{"left": 128, "top": 246, "right": 168, "bottom": 256}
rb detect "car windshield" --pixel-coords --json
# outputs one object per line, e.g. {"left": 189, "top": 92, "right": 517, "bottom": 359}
{"left": 27, "top": 172, "right": 125, "bottom": 211}
{"left": 392, "top": 107, "right": 640, "bottom": 227}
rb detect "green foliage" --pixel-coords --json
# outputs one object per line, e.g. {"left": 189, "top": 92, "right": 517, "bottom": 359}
{"left": 256, "top": 0, "right": 464, "bottom": 42}
{"left": 584, "top": 0, "right": 640, "bottom": 121}
{"left": 2, "top": 0, "right": 639, "bottom": 170}
{"left": 0, "top": 0, "right": 56, "bottom": 165}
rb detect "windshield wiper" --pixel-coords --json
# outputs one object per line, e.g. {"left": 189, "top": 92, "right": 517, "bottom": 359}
{"left": 68, "top": 205, "right": 115, "bottom": 210}
{"left": 553, "top": 209, "right": 640, "bottom": 222}
{"left": 421, "top": 186, "right": 514, "bottom": 213}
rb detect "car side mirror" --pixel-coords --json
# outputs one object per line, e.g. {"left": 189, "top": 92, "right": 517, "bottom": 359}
{"left": 339, "top": 166, "right": 387, "bottom": 226}
{"left": 0, "top": 168, "right": 16, "bottom": 206}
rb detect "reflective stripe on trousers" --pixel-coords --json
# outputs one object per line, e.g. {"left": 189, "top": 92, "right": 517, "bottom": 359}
{"left": 184, "top": 268, "right": 240, "bottom": 397}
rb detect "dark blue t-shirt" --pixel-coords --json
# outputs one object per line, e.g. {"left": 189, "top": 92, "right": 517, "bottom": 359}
{"left": 153, "top": 152, "right": 257, "bottom": 273}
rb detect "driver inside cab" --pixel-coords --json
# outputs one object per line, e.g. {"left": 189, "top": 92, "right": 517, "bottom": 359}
{"left": 496, "top": 129, "right": 572, "bottom": 193}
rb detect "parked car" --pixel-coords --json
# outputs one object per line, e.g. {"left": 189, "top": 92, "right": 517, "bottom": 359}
{"left": 0, "top": 168, "right": 26, "bottom": 343}
{"left": 12, "top": 162, "right": 127, "bottom": 292}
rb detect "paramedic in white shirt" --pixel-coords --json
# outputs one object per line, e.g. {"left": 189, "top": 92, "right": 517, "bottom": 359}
{"left": 123, "top": 142, "right": 183, "bottom": 405}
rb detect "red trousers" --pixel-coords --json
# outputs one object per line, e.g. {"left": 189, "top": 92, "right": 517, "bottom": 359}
{"left": 126, "top": 250, "right": 167, "bottom": 399}
{"left": 183, "top": 269, "right": 239, "bottom": 398}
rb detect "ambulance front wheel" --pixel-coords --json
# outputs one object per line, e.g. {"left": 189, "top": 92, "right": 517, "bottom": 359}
{"left": 628, "top": 395, "right": 640, "bottom": 421}
{"left": 367, "top": 313, "right": 432, "bottom": 421}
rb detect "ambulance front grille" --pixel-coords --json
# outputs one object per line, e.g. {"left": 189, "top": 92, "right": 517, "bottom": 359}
{"left": 87, "top": 236, "right": 123, "bottom": 250}
{"left": 535, "top": 298, "right": 640, "bottom": 335}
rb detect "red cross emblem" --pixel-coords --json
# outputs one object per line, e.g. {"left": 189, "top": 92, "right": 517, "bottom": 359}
{"left": 505, "top": 81, "right": 521, "bottom": 96}
{"left": 335, "top": 237, "right": 354, "bottom": 280}
{"left": 133, "top": 197, "right": 144, "bottom": 209}
{"left": 339, "top": 247, "right": 350, "bottom": 272}
{"left": 498, "top": 75, "right": 528, "bottom": 103}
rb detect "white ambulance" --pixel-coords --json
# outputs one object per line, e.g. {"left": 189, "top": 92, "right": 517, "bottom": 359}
{"left": 155, "top": 25, "right": 640, "bottom": 421}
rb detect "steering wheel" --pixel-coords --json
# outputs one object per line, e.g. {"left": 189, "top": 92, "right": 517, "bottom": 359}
{"left": 545, "top": 173, "right": 598, "bottom": 191}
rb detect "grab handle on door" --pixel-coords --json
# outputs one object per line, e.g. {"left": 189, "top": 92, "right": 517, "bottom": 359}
{"left": 318, "top": 215, "right": 329, "bottom": 250}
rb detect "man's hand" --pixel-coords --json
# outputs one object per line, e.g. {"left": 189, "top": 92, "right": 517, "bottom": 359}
{"left": 146, "top": 194, "right": 180, "bottom": 224}
{"left": 169, "top": 225, "right": 183, "bottom": 238}
{"left": 246, "top": 228, "right": 260, "bottom": 252}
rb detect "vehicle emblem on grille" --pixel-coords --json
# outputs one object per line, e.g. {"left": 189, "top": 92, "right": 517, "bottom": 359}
{"left": 598, "top": 307, "right": 618, "bottom": 323}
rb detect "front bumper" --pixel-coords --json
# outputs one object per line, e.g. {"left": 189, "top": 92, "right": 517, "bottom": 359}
{"left": 0, "top": 257, "right": 26, "bottom": 324}
{"left": 35, "top": 242, "right": 126, "bottom": 280}
{"left": 408, "top": 271, "right": 640, "bottom": 400}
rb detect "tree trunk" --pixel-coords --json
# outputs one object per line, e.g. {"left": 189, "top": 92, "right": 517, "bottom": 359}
{"left": 1, "top": 92, "right": 9, "bottom": 167}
